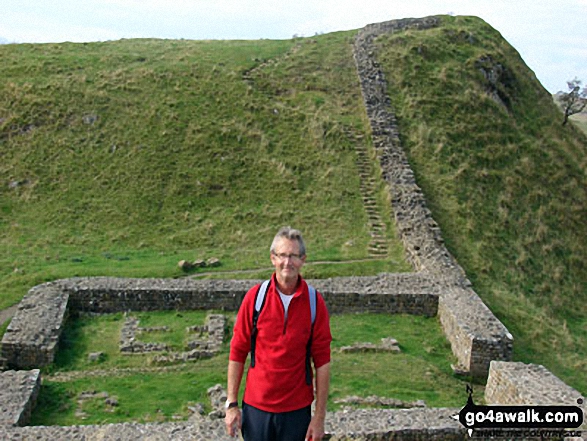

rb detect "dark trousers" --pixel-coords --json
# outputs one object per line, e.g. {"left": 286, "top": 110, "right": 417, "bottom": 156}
{"left": 242, "top": 402, "right": 311, "bottom": 441}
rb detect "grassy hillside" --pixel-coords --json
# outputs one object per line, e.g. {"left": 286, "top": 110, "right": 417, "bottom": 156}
{"left": 0, "top": 32, "right": 410, "bottom": 309}
{"left": 374, "top": 15, "right": 586, "bottom": 393}
{"left": 1, "top": 14, "right": 585, "bottom": 401}
{"left": 570, "top": 113, "right": 587, "bottom": 135}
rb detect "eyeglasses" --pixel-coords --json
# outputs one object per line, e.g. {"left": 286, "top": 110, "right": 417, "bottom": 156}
{"left": 272, "top": 252, "right": 303, "bottom": 261}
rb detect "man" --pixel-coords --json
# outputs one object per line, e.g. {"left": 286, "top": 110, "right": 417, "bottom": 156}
{"left": 225, "top": 226, "right": 332, "bottom": 441}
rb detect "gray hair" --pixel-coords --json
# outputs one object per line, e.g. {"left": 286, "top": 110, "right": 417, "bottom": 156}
{"left": 270, "top": 226, "right": 306, "bottom": 256}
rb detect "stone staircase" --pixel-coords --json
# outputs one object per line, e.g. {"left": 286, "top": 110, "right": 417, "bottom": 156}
{"left": 350, "top": 130, "right": 389, "bottom": 258}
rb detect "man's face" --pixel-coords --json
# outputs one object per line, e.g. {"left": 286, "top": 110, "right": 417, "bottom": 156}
{"left": 270, "top": 238, "right": 306, "bottom": 284}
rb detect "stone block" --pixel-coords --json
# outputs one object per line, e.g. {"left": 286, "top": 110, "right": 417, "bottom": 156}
{"left": 0, "top": 370, "right": 41, "bottom": 426}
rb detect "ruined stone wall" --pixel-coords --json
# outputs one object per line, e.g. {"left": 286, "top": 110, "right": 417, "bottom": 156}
{"left": 1, "top": 274, "right": 439, "bottom": 369}
{"left": 437, "top": 287, "right": 513, "bottom": 377}
{"left": 352, "top": 17, "right": 513, "bottom": 378}
{"left": 1, "top": 285, "right": 69, "bottom": 369}
{"left": 0, "top": 370, "right": 41, "bottom": 427}
{"left": 0, "top": 407, "right": 469, "bottom": 440}
{"left": 65, "top": 274, "right": 439, "bottom": 316}
{"left": 486, "top": 361, "right": 585, "bottom": 409}
{"left": 486, "top": 361, "right": 587, "bottom": 435}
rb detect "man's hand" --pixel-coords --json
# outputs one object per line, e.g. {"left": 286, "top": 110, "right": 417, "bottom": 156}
{"left": 224, "top": 407, "right": 242, "bottom": 438}
{"left": 305, "top": 415, "right": 325, "bottom": 441}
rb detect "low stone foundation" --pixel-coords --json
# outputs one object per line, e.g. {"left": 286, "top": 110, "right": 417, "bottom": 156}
{"left": 1, "top": 285, "right": 69, "bottom": 369}
{"left": 0, "top": 407, "right": 467, "bottom": 440}
{"left": 1, "top": 363, "right": 582, "bottom": 439}
{"left": 485, "top": 361, "right": 586, "bottom": 431}
{"left": 1, "top": 274, "right": 439, "bottom": 370}
{"left": 437, "top": 287, "right": 513, "bottom": 377}
{"left": 0, "top": 370, "right": 41, "bottom": 427}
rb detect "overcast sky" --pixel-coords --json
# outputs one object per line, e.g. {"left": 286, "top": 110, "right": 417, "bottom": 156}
{"left": 1, "top": 0, "right": 586, "bottom": 93}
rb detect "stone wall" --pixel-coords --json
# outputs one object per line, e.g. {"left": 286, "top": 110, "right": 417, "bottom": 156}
{"left": 1, "top": 284, "right": 69, "bottom": 369}
{"left": 64, "top": 275, "right": 439, "bottom": 316}
{"left": 1, "top": 274, "right": 439, "bottom": 369}
{"left": 0, "top": 370, "right": 41, "bottom": 427}
{"left": 486, "top": 362, "right": 586, "bottom": 428}
{"left": 437, "top": 287, "right": 513, "bottom": 377}
{"left": 486, "top": 361, "right": 582, "bottom": 405}
{"left": 0, "top": 407, "right": 469, "bottom": 440}
{"left": 352, "top": 17, "right": 513, "bottom": 377}
{"left": 0, "top": 401, "right": 580, "bottom": 439}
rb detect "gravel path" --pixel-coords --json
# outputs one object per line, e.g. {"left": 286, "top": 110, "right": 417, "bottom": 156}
{"left": 0, "top": 304, "right": 18, "bottom": 327}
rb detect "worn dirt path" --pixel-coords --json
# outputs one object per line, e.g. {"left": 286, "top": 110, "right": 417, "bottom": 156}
{"left": 0, "top": 304, "right": 18, "bottom": 327}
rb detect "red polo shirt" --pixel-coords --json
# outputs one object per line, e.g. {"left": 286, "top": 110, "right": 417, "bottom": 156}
{"left": 229, "top": 274, "right": 332, "bottom": 413}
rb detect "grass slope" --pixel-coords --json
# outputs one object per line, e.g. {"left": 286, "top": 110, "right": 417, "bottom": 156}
{"left": 0, "top": 32, "right": 410, "bottom": 309}
{"left": 374, "top": 15, "right": 586, "bottom": 394}
{"left": 1, "top": 13, "right": 585, "bottom": 409}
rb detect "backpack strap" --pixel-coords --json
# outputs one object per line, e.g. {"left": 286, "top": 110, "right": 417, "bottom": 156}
{"left": 250, "top": 279, "right": 270, "bottom": 368}
{"left": 305, "top": 284, "right": 317, "bottom": 385}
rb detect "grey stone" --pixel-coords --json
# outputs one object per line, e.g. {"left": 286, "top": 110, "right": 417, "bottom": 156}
{"left": 178, "top": 260, "right": 194, "bottom": 271}
{"left": 88, "top": 352, "right": 104, "bottom": 362}
{"left": 0, "top": 370, "right": 41, "bottom": 426}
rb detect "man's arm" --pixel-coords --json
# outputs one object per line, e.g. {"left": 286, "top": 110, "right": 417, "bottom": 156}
{"left": 305, "top": 362, "right": 330, "bottom": 441}
{"left": 225, "top": 360, "right": 244, "bottom": 437}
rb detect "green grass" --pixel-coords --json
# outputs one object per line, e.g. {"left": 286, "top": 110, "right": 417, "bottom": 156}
{"left": 50, "top": 311, "right": 218, "bottom": 372}
{"left": 330, "top": 313, "right": 469, "bottom": 408}
{"left": 32, "top": 369, "right": 226, "bottom": 426}
{"left": 0, "top": 318, "right": 10, "bottom": 339}
{"left": 0, "top": 32, "right": 411, "bottom": 310}
{"left": 374, "top": 15, "right": 587, "bottom": 395}
{"left": 32, "top": 312, "right": 469, "bottom": 425}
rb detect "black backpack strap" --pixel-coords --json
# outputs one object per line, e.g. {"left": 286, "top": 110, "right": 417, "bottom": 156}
{"left": 305, "top": 285, "right": 317, "bottom": 385}
{"left": 250, "top": 279, "right": 270, "bottom": 368}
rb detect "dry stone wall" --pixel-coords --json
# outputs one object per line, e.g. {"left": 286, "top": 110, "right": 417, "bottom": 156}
{"left": 65, "top": 274, "right": 440, "bottom": 316}
{"left": 486, "top": 361, "right": 586, "bottom": 430}
{"left": 1, "top": 284, "right": 69, "bottom": 369}
{"left": 0, "top": 370, "right": 41, "bottom": 427}
{"left": 353, "top": 17, "right": 513, "bottom": 377}
{"left": 1, "top": 274, "right": 439, "bottom": 369}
